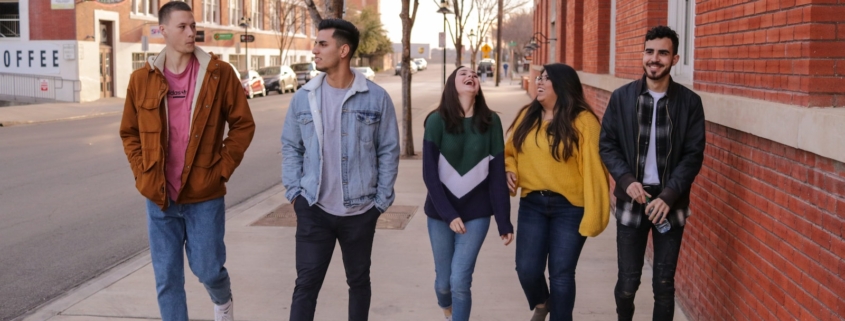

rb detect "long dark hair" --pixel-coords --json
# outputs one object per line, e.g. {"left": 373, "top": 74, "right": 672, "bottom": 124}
{"left": 427, "top": 66, "right": 493, "bottom": 134}
{"left": 508, "top": 63, "right": 596, "bottom": 162}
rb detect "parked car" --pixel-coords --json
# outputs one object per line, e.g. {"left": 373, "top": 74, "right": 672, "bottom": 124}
{"left": 355, "top": 67, "right": 376, "bottom": 81}
{"left": 413, "top": 58, "right": 428, "bottom": 70}
{"left": 394, "top": 62, "right": 418, "bottom": 75}
{"left": 239, "top": 69, "right": 267, "bottom": 99}
{"left": 477, "top": 59, "right": 496, "bottom": 77}
{"left": 258, "top": 65, "right": 297, "bottom": 94}
{"left": 291, "top": 61, "right": 321, "bottom": 87}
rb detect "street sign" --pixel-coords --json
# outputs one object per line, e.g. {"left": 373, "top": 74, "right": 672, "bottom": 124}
{"left": 195, "top": 30, "right": 205, "bottom": 42}
{"left": 40, "top": 79, "right": 48, "bottom": 91}
{"left": 214, "top": 33, "right": 233, "bottom": 40}
{"left": 240, "top": 34, "right": 255, "bottom": 43}
{"left": 480, "top": 43, "right": 492, "bottom": 53}
{"left": 438, "top": 32, "right": 446, "bottom": 48}
{"left": 508, "top": 41, "right": 517, "bottom": 47}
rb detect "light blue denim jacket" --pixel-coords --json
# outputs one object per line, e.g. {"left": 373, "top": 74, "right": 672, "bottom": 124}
{"left": 281, "top": 68, "right": 400, "bottom": 212}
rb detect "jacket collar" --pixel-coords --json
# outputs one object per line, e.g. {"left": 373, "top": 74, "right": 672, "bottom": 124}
{"left": 636, "top": 74, "right": 677, "bottom": 98}
{"left": 302, "top": 67, "right": 369, "bottom": 93}
{"left": 148, "top": 46, "right": 214, "bottom": 73}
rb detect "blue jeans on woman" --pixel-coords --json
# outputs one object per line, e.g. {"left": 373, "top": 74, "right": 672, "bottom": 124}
{"left": 428, "top": 216, "right": 491, "bottom": 321}
{"left": 146, "top": 197, "right": 231, "bottom": 321}
{"left": 515, "top": 191, "right": 587, "bottom": 321}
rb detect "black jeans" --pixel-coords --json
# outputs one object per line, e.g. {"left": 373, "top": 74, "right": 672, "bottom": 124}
{"left": 289, "top": 196, "right": 381, "bottom": 321}
{"left": 614, "top": 220, "right": 684, "bottom": 321}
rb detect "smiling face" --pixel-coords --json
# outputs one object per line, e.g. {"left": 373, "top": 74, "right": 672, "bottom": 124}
{"left": 312, "top": 28, "right": 348, "bottom": 72}
{"left": 160, "top": 10, "right": 196, "bottom": 54}
{"left": 535, "top": 71, "right": 557, "bottom": 107}
{"left": 642, "top": 37, "right": 679, "bottom": 81}
{"left": 454, "top": 67, "right": 479, "bottom": 96}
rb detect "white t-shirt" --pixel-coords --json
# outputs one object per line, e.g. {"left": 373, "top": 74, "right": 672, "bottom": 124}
{"left": 643, "top": 90, "right": 665, "bottom": 185}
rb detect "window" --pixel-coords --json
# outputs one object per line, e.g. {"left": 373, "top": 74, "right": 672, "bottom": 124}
{"left": 203, "top": 0, "right": 219, "bottom": 24}
{"left": 668, "top": 0, "right": 695, "bottom": 83}
{"left": 309, "top": 14, "right": 315, "bottom": 37}
{"left": 251, "top": 56, "right": 264, "bottom": 70}
{"left": 132, "top": 52, "right": 156, "bottom": 69}
{"left": 229, "top": 0, "right": 242, "bottom": 26}
{"left": 285, "top": 5, "right": 295, "bottom": 34}
{"left": 548, "top": 3, "right": 556, "bottom": 63}
{"left": 269, "top": 0, "right": 280, "bottom": 31}
{"left": 0, "top": 1, "right": 20, "bottom": 38}
{"left": 131, "top": 0, "right": 158, "bottom": 16}
{"left": 270, "top": 55, "right": 281, "bottom": 66}
{"left": 299, "top": 55, "right": 306, "bottom": 63}
{"left": 251, "top": 0, "right": 263, "bottom": 29}
{"left": 299, "top": 8, "right": 306, "bottom": 35}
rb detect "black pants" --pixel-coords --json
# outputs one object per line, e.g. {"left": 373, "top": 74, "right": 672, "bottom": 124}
{"left": 289, "top": 197, "right": 381, "bottom": 321}
{"left": 614, "top": 219, "right": 685, "bottom": 321}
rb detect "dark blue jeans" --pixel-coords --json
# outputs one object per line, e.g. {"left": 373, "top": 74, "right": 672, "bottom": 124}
{"left": 615, "top": 220, "right": 685, "bottom": 321}
{"left": 515, "top": 192, "right": 587, "bottom": 321}
{"left": 289, "top": 196, "right": 381, "bottom": 321}
{"left": 146, "top": 197, "right": 231, "bottom": 321}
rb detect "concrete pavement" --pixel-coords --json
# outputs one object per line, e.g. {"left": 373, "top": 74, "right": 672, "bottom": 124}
{"left": 18, "top": 82, "right": 689, "bottom": 321}
{"left": 0, "top": 98, "right": 125, "bottom": 127}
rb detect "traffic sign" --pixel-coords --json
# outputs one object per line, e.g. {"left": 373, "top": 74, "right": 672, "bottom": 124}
{"left": 214, "top": 33, "right": 233, "bottom": 40}
{"left": 240, "top": 34, "right": 255, "bottom": 43}
{"left": 480, "top": 43, "right": 492, "bottom": 53}
{"left": 508, "top": 41, "right": 517, "bottom": 47}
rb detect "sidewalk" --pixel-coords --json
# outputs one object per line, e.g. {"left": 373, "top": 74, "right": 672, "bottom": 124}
{"left": 21, "top": 83, "right": 688, "bottom": 321}
{"left": 0, "top": 98, "right": 124, "bottom": 127}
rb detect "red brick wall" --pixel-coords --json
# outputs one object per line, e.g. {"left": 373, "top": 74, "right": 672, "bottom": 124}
{"left": 583, "top": 84, "right": 610, "bottom": 119}
{"left": 695, "top": 2, "right": 845, "bottom": 107}
{"left": 564, "top": 0, "right": 582, "bottom": 69}
{"left": 582, "top": 0, "right": 611, "bottom": 73}
{"left": 29, "top": 0, "right": 76, "bottom": 40}
{"left": 613, "top": 0, "right": 667, "bottom": 79}
{"left": 679, "top": 122, "right": 845, "bottom": 320}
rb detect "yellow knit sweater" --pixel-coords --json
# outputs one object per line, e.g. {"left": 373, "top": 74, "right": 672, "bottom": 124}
{"left": 505, "top": 110, "right": 610, "bottom": 237}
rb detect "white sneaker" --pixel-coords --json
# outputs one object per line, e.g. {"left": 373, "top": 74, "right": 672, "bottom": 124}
{"left": 214, "top": 299, "right": 234, "bottom": 321}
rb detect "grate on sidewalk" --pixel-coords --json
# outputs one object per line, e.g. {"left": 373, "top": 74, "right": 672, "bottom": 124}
{"left": 250, "top": 204, "right": 418, "bottom": 230}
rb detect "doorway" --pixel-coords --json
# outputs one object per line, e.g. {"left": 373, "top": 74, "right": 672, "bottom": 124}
{"left": 99, "top": 21, "right": 114, "bottom": 98}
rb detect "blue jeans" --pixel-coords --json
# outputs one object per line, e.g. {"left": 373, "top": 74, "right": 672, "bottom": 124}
{"left": 515, "top": 192, "right": 587, "bottom": 321}
{"left": 427, "top": 216, "right": 491, "bottom": 321}
{"left": 146, "top": 197, "right": 231, "bottom": 321}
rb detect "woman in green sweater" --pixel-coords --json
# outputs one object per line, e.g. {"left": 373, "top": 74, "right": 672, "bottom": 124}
{"left": 423, "top": 66, "right": 514, "bottom": 321}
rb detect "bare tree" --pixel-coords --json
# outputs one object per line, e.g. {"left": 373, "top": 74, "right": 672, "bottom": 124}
{"left": 399, "top": 0, "right": 420, "bottom": 157}
{"left": 273, "top": 0, "right": 303, "bottom": 65}
{"left": 492, "top": 9, "right": 532, "bottom": 71}
{"left": 430, "top": 0, "right": 473, "bottom": 67}
{"left": 467, "top": 0, "right": 527, "bottom": 70}
{"left": 303, "top": 0, "right": 344, "bottom": 25}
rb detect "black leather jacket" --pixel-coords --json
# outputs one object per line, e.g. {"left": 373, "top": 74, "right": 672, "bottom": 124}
{"left": 599, "top": 75, "right": 706, "bottom": 209}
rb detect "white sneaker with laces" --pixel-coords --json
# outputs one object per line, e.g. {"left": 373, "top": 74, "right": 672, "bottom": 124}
{"left": 214, "top": 299, "right": 234, "bottom": 321}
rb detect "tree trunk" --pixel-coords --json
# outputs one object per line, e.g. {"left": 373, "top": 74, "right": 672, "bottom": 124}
{"left": 326, "top": 0, "right": 345, "bottom": 19}
{"left": 400, "top": 0, "right": 419, "bottom": 157}
{"left": 303, "top": 0, "right": 323, "bottom": 26}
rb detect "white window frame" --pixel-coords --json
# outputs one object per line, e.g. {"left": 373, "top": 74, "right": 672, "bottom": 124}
{"left": 299, "top": 7, "right": 306, "bottom": 35}
{"left": 667, "top": 0, "right": 695, "bottom": 84}
{"left": 203, "top": 0, "right": 219, "bottom": 24}
{"left": 251, "top": 0, "right": 263, "bottom": 29}
{"left": 229, "top": 0, "right": 242, "bottom": 26}
{"left": 131, "top": 0, "right": 158, "bottom": 16}
{"left": 285, "top": 5, "right": 295, "bottom": 34}
{"left": 269, "top": 0, "right": 280, "bottom": 31}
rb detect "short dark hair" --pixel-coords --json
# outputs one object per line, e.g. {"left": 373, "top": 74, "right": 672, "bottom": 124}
{"left": 318, "top": 18, "right": 361, "bottom": 59}
{"left": 645, "top": 25, "right": 679, "bottom": 55}
{"left": 159, "top": 1, "right": 192, "bottom": 25}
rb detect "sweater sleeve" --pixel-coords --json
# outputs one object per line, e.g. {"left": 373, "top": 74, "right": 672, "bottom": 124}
{"left": 488, "top": 115, "right": 514, "bottom": 235}
{"left": 422, "top": 114, "right": 462, "bottom": 222}
{"left": 577, "top": 113, "right": 611, "bottom": 237}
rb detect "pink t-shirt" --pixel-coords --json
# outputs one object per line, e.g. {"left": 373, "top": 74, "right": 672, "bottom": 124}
{"left": 163, "top": 55, "right": 200, "bottom": 200}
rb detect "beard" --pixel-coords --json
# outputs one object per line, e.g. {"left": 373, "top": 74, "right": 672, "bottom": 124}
{"left": 643, "top": 63, "right": 671, "bottom": 80}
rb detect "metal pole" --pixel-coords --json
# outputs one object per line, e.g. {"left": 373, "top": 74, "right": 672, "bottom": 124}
{"left": 495, "top": 0, "right": 503, "bottom": 86}
{"left": 442, "top": 13, "right": 447, "bottom": 88}
{"left": 245, "top": 24, "right": 249, "bottom": 70}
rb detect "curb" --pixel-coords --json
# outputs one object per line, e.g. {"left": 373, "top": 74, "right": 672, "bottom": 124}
{"left": 0, "top": 111, "right": 123, "bottom": 127}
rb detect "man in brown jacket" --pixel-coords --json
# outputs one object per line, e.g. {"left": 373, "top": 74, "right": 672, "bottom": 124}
{"left": 118, "top": 2, "right": 254, "bottom": 320}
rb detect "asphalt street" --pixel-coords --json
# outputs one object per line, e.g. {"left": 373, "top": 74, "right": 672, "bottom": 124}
{"left": 0, "top": 63, "right": 453, "bottom": 321}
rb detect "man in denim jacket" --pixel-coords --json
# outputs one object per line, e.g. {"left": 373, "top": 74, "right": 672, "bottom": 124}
{"left": 280, "top": 19, "right": 400, "bottom": 321}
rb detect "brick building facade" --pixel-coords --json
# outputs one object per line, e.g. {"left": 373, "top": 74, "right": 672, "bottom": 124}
{"left": 529, "top": 0, "right": 845, "bottom": 320}
{"left": 0, "top": 0, "right": 378, "bottom": 103}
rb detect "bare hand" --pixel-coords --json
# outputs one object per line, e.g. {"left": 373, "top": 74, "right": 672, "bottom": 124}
{"left": 506, "top": 172, "right": 517, "bottom": 194}
{"left": 501, "top": 233, "right": 514, "bottom": 246}
{"left": 645, "top": 198, "right": 670, "bottom": 224}
{"left": 626, "top": 183, "right": 651, "bottom": 204}
{"left": 450, "top": 218, "right": 466, "bottom": 234}
{"left": 292, "top": 198, "right": 297, "bottom": 206}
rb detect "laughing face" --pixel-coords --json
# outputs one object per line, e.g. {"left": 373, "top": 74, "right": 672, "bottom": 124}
{"left": 535, "top": 71, "right": 556, "bottom": 106}
{"left": 642, "top": 37, "right": 679, "bottom": 81}
{"left": 454, "top": 67, "right": 479, "bottom": 96}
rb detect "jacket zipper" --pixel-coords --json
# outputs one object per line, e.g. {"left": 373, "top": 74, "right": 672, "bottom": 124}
{"left": 662, "top": 96, "right": 673, "bottom": 187}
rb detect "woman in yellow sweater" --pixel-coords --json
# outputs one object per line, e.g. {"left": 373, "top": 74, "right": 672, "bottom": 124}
{"left": 505, "top": 63, "right": 610, "bottom": 321}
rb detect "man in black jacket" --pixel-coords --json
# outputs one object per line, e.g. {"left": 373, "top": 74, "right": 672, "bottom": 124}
{"left": 599, "top": 25, "right": 705, "bottom": 321}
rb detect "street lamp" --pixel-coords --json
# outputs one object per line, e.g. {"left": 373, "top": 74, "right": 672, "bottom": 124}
{"left": 239, "top": 17, "right": 251, "bottom": 70}
{"left": 437, "top": 0, "right": 453, "bottom": 88}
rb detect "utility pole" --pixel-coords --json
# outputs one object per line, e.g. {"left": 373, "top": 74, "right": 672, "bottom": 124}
{"left": 495, "top": 0, "right": 503, "bottom": 86}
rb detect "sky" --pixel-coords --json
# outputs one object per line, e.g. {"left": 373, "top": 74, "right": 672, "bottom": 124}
{"left": 379, "top": 0, "right": 533, "bottom": 49}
